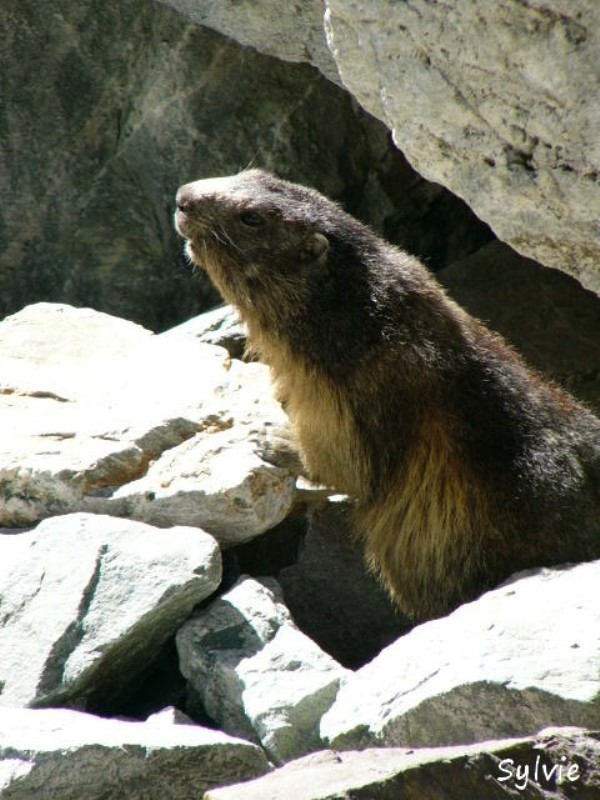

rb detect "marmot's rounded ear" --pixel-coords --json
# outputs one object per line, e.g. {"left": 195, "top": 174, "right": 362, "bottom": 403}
{"left": 301, "top": 232, "right": 329, "bottom": 264}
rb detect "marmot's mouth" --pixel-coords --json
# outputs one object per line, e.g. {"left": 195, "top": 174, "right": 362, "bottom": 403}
{"left": 174, "top": 207, "right": 195, "bottom": 239}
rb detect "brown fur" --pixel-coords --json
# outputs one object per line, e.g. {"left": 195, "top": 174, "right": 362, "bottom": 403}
{"left": 175, "top": 170, "right": 600, "bottom": 619}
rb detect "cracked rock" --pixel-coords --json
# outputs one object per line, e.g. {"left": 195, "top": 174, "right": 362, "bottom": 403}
{"left": 0, "top": 512, "right": 221, "bottom": 708}
{"left": 176, "top": 576, "right": 349, "bottom": 764}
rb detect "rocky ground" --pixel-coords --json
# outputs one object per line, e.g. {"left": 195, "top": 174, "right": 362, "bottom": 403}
{"left": 0, "top": 301, "right": 598, "bottom": 798}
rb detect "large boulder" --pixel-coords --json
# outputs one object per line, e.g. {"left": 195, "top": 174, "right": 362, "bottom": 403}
{"left": 0, "top": 513, "right": 221, "bottom": 709}
{"left": 0, "top": 707, "right": 269, "bottom": 799}
{"left": 325, "top": 0, "right": 600, "bottom": 294}
{"left": 2, "top": 0, "right": 485, "bottom": 329}
{"left": 321, "top": 561, "right": 600, "bottom": 749}
{"left": 176, "top": 576, "right": 349, "bottom": 764}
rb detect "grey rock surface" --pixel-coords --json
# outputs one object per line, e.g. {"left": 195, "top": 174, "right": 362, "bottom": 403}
{"left": 439, "top": 240, "right": 600, "bottom": 411}
{"left": 158, "top": 0, "right": 339, "bottom": 83}
{"left": 2, "top": 0, "right": 463, "bottom": 330}
{"left": 177, "top": 576, "right": 348, "bottom": 764}
{"left": 325, "top": 0, "right": 600, "bottom": 294}
{"left": 0, "top": 707, "right": 269, "bottom": 799}
{"left": 205, "top": 727, "right": 600, "bottom": 800}
{"left": 0, "top": 303, "right": 296, "bottom": 542}
{"left": 321, "top": 561, "right": 600, "bottom": 749}
{"left": 279, "top": 500, "right": 410, "bottom": 668}
{"left": 0, "top": 513, "right": 221, "bottom": 708}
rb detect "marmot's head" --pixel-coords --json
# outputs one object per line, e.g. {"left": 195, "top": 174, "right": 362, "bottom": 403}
{"left": 175, "top": 170, "right": 337, "bottom": 313}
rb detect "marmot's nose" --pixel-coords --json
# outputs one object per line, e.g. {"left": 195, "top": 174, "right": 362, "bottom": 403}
{"left": 176, "top": 185, "right": 196, "bottom": 215}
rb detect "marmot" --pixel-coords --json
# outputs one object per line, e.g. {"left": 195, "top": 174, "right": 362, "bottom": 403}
{"left": 175, "top": 169, "right": 600, "bottom": 619}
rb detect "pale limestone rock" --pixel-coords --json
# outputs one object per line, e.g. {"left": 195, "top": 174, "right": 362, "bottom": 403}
{"left": 0, "top": 513, "right": 221, "bottom": 708}
{"left": 111, "top": 431, "right": 296, "bottom": 545}
{"left": 0, "top": 304, "right": 296, "bottom": 540}
{"left": 321, "top": 561, "right": 600, "bottom": 749}
{"left": 176, "top": 576, "right": 348, "bottom": 764}
{"left": 0, "top": 707, "right": 269, "bottom": 799}
{"left": 325, "top": 0, "right": 600, "bottom": 294}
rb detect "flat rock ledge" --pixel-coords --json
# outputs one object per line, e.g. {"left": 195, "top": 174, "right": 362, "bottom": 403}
{"left": 0, "top": 707, "right": 269, "bottom": 800}
{"left": 205, "top": 727, "right": 600, "bottom": 800}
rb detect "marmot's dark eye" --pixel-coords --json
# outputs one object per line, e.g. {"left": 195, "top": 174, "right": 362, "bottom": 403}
{"left": 239, "top": 211, "right": 265, "bottom": 227}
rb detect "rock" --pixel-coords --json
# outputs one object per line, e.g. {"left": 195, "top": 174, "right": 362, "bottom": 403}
{"left": 176, "top": 576, "right": 349, "bottom": 764}
{"left": 325, "top": 0, "right": 600, "bottom": 294}
{"left": 0, "top": 303, "right": 297, "bottom": 543}
{"left": 159, "top": 0, "right": 340, "bottom": 83}
{"left": 162, "top": 304, "right": 247, "bottom": 360}
{"left": 439, "top": 240, "right": 600, "bottom": 411}
{"left": 145, "top": 706, "right": 195, "bottom": 726}
{"left": 2, "top": 0, "right": 455, "bottom": 330}
{"left": 279, "top": 500, "right": 411, "bottom": 668}
{"left": 0, "top": 512, "right": 221, "bottom": 708}
{"left": 0, "top": 707, "right": 269, "bottom": 799}
{"left": 321, "top": 561, "right": 600, "bottom": 749}
{"left": 205, "top": 727, "right": 600, "bottom": 799}
{"left": 111, "top": 429, "right": 296, "bottom": 546}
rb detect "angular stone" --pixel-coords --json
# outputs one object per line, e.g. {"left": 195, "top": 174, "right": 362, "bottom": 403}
{"left": 0, "top": 707, "right": 269, "bottom": 800}
{"left": 205, "top": 728, "right": 600, "bottom": 800}
{"left": 321, "top": 561, "right": 600, "bottom": 749}
{"left": 111, "top": 430, "right": 296, "bottom": 546}
{"left": 325, "top": 0, "right": 600, "bottom": 294}
{"left": 0, "top": 513, "right": 221, "bottom": 708}
{"left": 161, "top": 304, "right": 247, "bottom": 359}
{"left": 176, "top": 576, "right": 349, "bottom": 764}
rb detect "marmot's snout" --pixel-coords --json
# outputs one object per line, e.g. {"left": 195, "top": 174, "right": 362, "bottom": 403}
{"left": 174, "top": 183, "right": 200, "bottom": 238}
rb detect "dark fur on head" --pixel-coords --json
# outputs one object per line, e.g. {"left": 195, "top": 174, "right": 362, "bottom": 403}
{"left": 176, "top": 169, "right": 600, "bottom": 619}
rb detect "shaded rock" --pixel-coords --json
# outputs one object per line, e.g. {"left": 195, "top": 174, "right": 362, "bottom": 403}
{"left": 279, "top": 500, "right": 411, "bottom": 668}
{"left": 0, "top": 303, "right": 297, "bottom": 543}
{"left": 439, "top": 240, "right": 600, "bottom": 411}
{"left": 176, "top": 576, "right": 348, "bottom": 764}
{"left": 205, "top": 727, "right": 600, "bottom": 799}
{"left": 0, "top": 707, "right": 269, "bottom": 799}
{"left": 321, "top": 561, "right": 600, "bottom": 750}
{"left": 1, "top": 0, "right": 461, "bottom": 330}
{"left": 0, "top": 512, "right": 221, "bottom": 708}
{"left": 159, "top": 0, "right": 339, "bottom": 83}
{"left": 325, "top": 0, "right": 600, "bottom": 294}
{"left": 162, "top": 304, "right": 247, "bottom": 360}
